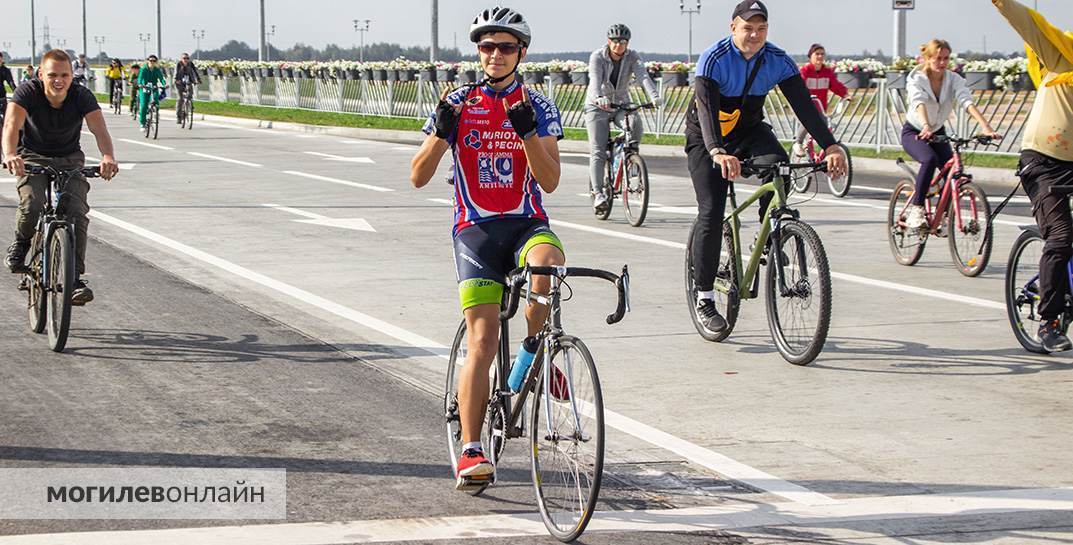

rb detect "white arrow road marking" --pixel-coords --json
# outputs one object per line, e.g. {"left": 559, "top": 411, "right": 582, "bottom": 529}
{"left": 263, "top": 204, "right": 375, "bottom": 232}
{"left": 303, "top": 151, "right": 376, "bottom": 164}
{"left": 117, "top": 138, "right": 174, "bottom": 150}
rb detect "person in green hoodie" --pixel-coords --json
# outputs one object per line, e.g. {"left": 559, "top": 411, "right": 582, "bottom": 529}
{"left": 137, "top": 55, "right": 167, "bottom": 128}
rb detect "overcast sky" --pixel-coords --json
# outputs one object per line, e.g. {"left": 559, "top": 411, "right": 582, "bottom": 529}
{"left": 2, "top": 0, "right": 1072, "bottom": 60}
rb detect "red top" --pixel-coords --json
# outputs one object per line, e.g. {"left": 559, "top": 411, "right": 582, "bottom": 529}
{"left": 799, "top": 63, "right": 848, "bottom": 111}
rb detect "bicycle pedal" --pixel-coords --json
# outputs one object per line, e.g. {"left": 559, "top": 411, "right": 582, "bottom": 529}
{"left": 456, "top": 473, "right": 493, "bottom": 491}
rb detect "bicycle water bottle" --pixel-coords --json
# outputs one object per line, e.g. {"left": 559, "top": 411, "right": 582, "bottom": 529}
{"left": 507, "top": 336, "right": 540, "bottom": 393}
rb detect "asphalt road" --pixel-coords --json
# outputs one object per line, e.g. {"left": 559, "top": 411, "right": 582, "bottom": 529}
{"left": 0, "top": 108, "right": 1068, "bottom": 544}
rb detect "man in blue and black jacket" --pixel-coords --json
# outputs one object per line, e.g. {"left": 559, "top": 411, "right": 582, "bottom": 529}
{"left": 685, "top": 0, "right": 848, "bottom": 334}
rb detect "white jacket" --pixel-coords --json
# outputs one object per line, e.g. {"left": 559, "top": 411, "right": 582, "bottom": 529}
{"left": 905, "top": 67, "right": 974, "bottom": 131}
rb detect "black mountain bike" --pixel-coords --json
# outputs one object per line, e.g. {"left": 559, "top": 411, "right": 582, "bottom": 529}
{"left": 444, "top": 265, "right": 629, "bottom": 542}
{"left": 176, "top": 79, "right": 195, "bottom": 130}
{"left": 593, "top": 103, "right": 653, "bottom": 227}
{"left": 16, "top": 165, "right": 101, "bottom": 352}
{"left": 143, "top": 85, "right": 162, "bottom": 140}
{"left": 110, "top": 80, "right": 123, "bottom": 115}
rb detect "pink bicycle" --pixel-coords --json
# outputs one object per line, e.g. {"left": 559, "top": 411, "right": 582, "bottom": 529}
{"left": 790, "top": 98, "right": 853, "bottom": 197}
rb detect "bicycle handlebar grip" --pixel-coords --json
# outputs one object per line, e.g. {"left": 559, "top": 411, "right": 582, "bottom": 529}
{"left": 605, "top": 267, "right": 629, "bottom": 325}
{"left": 81, "top": 167, "right": 102, "bottom": 178}
{"left": 499, "top": 273, "right": 526, "bottom": 321}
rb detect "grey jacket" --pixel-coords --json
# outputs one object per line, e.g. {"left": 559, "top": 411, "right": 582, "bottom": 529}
{"left": 585, "top": 47, "right": 658, "bottom": 108}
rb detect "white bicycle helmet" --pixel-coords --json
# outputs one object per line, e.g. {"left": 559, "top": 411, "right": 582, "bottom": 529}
{"left": 469, "top": 7, "right": 532, "bottom": 47}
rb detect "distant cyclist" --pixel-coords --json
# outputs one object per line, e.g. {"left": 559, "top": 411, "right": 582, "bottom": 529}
{"left": 173, "top": 53, "right": 202, "bottom": 124}
{"left": 0, "top": 52, "right": 17, "bottom": 146}
{"left": 127, "top": 64, "right": 141, "bottom": 113}
{"left": 686, "top": 0, "right": 847, "bottom": 334}
{"left": 993, "top": 0, "right": 1073, "bottom": 352}
{"left": 137, "top": 55, "right": 167, "bottom": 129}
{"left": 791, "top": 43, "right": 848, "bottom": 159}
{"left": 105, "top": 59, "right": 125, "bottom": 107}
{"left": 72, "top": 54, "right": 90, "bottom": 87}
{"left": 900, "top": 39, "right": 1000, "bottom": 230}
{"left": 585, "top": 24, "right": 662, "bottom": 214}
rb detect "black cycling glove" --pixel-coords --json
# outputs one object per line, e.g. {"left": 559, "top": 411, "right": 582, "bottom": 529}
{"left": 507, "top": 100, "right": 538, "bottom": 140}
{"left": 433, "top": 100, "right": 460, "bottom": 140}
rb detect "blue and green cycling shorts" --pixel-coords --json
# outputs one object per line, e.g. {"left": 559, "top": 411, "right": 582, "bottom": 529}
{"left": 453, "top": 218, "right": 564, "bottom": 310}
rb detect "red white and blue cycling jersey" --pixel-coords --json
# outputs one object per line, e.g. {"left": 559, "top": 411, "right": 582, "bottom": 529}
{"left": 423, "top": 79, "right": 564, "bottom": 236}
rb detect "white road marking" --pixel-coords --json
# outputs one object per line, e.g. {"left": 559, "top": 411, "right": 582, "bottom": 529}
{"left": 117, "top": 138, "right": 174, "bottom": 150}
{"left": 549, "top": 218, "right": 1007, "bottom": 310}
{"left": 561, "top": 152, "right": 590, "bottom": 158}
{"left": 84, "top": 156, "right": 135, "bottom": 170}
{"left": 187, "top": 152, "right": 262, "bottom": 168}
{"left": 2, "top": 487, "right": 1069, "bottom": 544}
{"left": 85, "top": 210, "right": 830, "bottom": 505}
{"left": 852, "top": 182, "right": 1031, "bottom": 204}
{"left": 303, "top": 151, "right": 376, "bottom": 164}
{"left": 283, "top": 170, "right": 394, "bottom": 193}
{"left": 263, "top": 204, "right": 375, "bottom": 232}
{"left": 392, "top": 145, "right": 417, "bottom": 151}
{"left": 427, "top": 198, "right": 453, "bottom": 205}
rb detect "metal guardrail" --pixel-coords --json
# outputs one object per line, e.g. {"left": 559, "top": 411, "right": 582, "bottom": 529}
{"left": 93, "top": 72, "right": 1036, "bottom": 156}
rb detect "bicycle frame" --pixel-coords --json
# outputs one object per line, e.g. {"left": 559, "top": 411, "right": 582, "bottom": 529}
{"left": 604, "top": 111, "right": 637, "bottom": 195}
{"left": 896, "top": 144, "right": 976, "bottom": 234}
{"left": 718, "top": 175, "right": 790, "bottom": 301}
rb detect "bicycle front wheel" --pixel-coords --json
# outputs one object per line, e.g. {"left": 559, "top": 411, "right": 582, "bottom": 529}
{"left": 948, "top": 180, "right": 992, "bottom": 277}
{"left": 685, "top": 219, "right": 740, "bottom": 342}
{"left": 1005, "top": 229, "right": 1049, "bottom": 353}
{"left": 622, "top": 154, "right": 649, "bottom": 227}
{"left": 821, "top": 143, "right": 853, "bottom": 197}
{"left": 186, "top": 99, "right": 194, "bottom": 130}
{"left": 152, "top": 106, "right": 160, "bottom": 140}
{"left": 531, "top": 335, "right": 603, "bottom": 543}
{"left": 26, "top": 232, "right": 46, "bottom": 334}
{"left": 765, "top": 219, "right": 831, "bottom": 365}
{"left": 888, "top": 180, "right": 928, "bottom": 266}
{"left": 46, "top": 227, "right": 75, "bottom": 352}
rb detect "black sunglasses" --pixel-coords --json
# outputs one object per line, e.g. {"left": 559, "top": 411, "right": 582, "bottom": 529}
{"left": 477, "top": 41, "right": 521, "bottom": 55}
{"left": 610, "top": 38, "right": 629, "bottom": 45}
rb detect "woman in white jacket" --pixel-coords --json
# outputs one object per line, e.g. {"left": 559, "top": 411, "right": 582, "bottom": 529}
{"left": 900, "top": 39, "right": 1000, "bottom": 229}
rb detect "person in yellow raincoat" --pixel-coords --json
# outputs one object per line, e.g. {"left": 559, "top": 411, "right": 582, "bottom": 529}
{"left": 993, "top": 0, "right": 1073, "bottom": 352}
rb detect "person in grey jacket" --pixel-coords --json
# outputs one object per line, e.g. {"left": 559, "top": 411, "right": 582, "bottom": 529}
{"left": 585, "top": 24, "right": 662, "bottom": 213}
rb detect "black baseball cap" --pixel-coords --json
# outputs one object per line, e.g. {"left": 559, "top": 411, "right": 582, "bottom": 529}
{"left": 732, "top": 0, "right": 768, "bottom": 21}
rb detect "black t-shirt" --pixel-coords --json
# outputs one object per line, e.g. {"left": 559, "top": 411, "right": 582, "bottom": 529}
{"left": 609, "top": 57, "right": 623, "bottom": 88}
{"left": 12, "top": 79, "right": 100, "bottom": 156}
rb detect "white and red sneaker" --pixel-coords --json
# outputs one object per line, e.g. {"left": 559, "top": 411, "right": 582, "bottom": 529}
{"left": 456, "top": 448, "right": 494, "bottom": 491}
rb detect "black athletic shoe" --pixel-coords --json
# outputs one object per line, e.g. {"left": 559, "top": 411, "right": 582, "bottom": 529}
{"left": 1038, "top": 319, "right": 1072, "bottom": 353}
{"left": 5, "top": 241, "right": 30, "bottom": 273}
{"left": 695, "top": 298, "right": 728, "bottom": 333}
{"left": 71, "top": 279, "right": 94, "bottom": 306}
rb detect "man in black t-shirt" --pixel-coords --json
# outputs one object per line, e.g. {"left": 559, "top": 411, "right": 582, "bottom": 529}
{"left": 1, "top": 49, "right": 118, "bottom": 305}
{"left": 0, "top": 52, "right": 17, "bottom": 149}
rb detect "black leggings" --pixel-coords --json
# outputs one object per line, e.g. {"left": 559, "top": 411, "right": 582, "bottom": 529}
{"left": 1020, "top": 150, "right": 1073, "bottom": 321}
{"left": 686, "top": 126, "right": 788, "bottom": 292}
{"left": 900, "top": 123, "right": 953, "bottom": 206}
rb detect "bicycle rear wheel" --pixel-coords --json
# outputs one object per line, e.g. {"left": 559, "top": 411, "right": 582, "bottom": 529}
{"left": 887, "top": 180, "right": 928, "bottom": 266}
{"left": 444, "top": 320, "right": 504, "bottom": 496}
{"left": 947, "top": 180, "right": 992, "bottom": 277}
{"left": 46, "top": 227, "right": 75, "bottom": 352}
{"left": 621, "top": 154, "right": 649, "bottom": 227}
{"left": 823, "top": 143, "right": 853, "bottom": 198}
{"left": 530, "top": 335, "right": 603, "bottom": 543}
{"left": 26, "top": 232, "right": 46, "bottom": 334}
{"left": 765, "top": 219, "right": 831, "bottom": 365}
{"left": 1005, "top": 229, "right": 1050, "bottom": 353}
{"left": 685, "top": 219, "right": 740, "bottom": 342}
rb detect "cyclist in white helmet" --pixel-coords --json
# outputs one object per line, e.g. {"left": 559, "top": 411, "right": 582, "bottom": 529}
{"left": 585, "top": 24, "right": 662, "bottom": 214}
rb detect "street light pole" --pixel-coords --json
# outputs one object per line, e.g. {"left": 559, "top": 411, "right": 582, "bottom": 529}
{"left": 82, "top": 0, "right": 87, "bottom": 57}
{"left": 192, "top": 30, "right": 205, "bottom": 61}
{"left": 266, "top": 26, "right": 276, "bottom": 63}
{"left": 430, "top": 0, "right": 439, "bottom": 63}
{"left": 353, "top": 20, "right": 370, "bottom": 63}
{"left": 679, "top": 0, "right": 701, "bottom": 64}
{"left": 139, "top": 33, "right": 151, "bottom": 58}
{"left": 258, "top": 0, "right": 266, "bottom": 61}
{"left": 93, "top": 36, "right": 105, "bottom": 63}
{"left": 30, "top": 0, "right": 37, "bottom": 65}
{"left": 156, "top": 0, "right": 161, "bottom": 56}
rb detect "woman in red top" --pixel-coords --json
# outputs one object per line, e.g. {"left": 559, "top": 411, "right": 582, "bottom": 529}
{"left": 792, "top": 43, "right": 848, "bottom": 158}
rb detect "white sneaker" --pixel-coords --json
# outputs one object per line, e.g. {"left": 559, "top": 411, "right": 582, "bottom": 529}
{"left": 791, "top": 143, "right": 806, "bottom": 160}
{"left": 593, "top": 192, "right": 610, "bottom": 212}
{"left": 905, "top": 204, "right": 927, "bottom": 230}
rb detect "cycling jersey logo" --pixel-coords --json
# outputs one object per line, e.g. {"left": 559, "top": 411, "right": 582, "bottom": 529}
{"left": 464, "top": 129, "right": 482, "bottom": 150}
{"left": 467, "top": 95, "right": 483, "bottom": 106}
{"left": 501, "top": 119, "right": 513, "bottom": 130}
{"left": 477, "top": 153, "right": 514, "bottom": 189}
{"left": 547, "top": 121, "right": 563, "bottom": 137}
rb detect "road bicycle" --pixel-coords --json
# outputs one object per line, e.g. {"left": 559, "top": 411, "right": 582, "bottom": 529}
{"left": 129, "top": 83, "right": 140, "bottom": 121}
{"left": 142, "top": 84, "right": 164, "bottom": 140}
{"left": 15, "top": 165, "right": 101, "bottom": 352}
{"left": 685, "top": 158, "right": 832, "bottom": 365}
{"left": 176, "top": 78, "right": 195, "bottom": 130}
{"left": 790, "top": 98, "right": 854, "bottom": 197}
{"left": 592, "top": 103, "right": 653, "bottom": 227}
{"left": 887, "top": 134, "right": 999, "bottom": 277}
{"left": 444, "top": 265, "right": 629, "bottom": 542}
